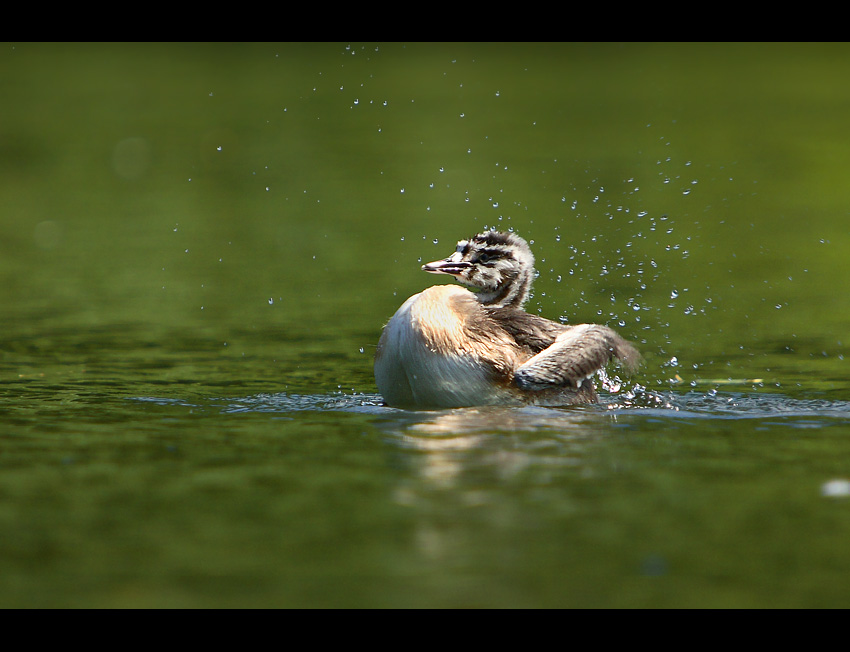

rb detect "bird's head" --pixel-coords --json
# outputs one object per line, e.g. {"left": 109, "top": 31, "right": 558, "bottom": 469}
{"left": 422, "top": 230, "right": 535, "bottom": 309}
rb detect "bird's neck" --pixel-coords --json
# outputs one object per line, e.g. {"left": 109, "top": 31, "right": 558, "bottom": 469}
{"left": 474, "top": 268, "right": 533, "bottom": 310}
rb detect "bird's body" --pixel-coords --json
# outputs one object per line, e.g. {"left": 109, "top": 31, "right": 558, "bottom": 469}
{"left": 374, "top": 231, "right": 638, "bottom": 408}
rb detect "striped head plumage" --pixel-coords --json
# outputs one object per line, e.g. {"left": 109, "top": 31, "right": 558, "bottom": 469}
{"left": 421, "top": 231, "right": 535, "bottom": 309}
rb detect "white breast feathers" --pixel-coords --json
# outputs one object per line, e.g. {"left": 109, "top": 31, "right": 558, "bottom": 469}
{"left": 374, "top": 285, "right": 522, "bottom": 408}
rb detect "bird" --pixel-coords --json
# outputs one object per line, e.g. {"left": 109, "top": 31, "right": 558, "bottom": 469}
{"left": 374, "top": 230, "right": 639, "bottom": 408}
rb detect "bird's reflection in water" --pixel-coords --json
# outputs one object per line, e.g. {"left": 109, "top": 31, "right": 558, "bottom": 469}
{"left": 382, "top": 404, "right": 614, "bottom": 492}
{"left": 378, "top": 404, "right": 619, "bottom": 564}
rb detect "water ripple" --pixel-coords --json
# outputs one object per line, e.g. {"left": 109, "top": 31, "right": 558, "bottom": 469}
{"left": 132, "top": 388, "right": 850, "bottom": 425}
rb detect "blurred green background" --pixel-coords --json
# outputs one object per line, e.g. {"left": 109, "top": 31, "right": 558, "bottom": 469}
{"left": 1, "top": 43, "right": 849, "bottom": 607}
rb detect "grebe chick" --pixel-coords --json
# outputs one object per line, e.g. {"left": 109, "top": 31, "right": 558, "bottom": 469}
{"left": 374, "top": 231, "right": 639, "bottom": 408}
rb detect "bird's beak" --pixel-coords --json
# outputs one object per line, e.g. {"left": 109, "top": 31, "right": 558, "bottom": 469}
{"left": 422, "top": 257, "right": 471, "bottom": 276}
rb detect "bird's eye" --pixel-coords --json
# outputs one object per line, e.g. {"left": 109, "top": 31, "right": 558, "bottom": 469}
{"left": 478, "top": 253, "right": 491, "bottom": 263}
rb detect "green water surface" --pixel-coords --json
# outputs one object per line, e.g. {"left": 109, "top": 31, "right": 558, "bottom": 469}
{"left": 2, "top": 42, "right": 850, "bottom": 608}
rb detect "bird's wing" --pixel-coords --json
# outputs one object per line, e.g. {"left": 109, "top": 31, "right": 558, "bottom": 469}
{"left": 484, "top": 308, "right": 566, "bottom": 353}
{"left": 514, "top": 324, "right": 639, "bottom": 390}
